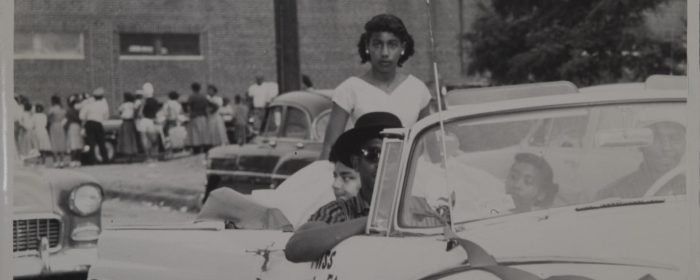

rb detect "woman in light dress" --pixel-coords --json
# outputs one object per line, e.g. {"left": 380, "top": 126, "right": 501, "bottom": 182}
{"left": 17, "top": 102, "right": 35, "bottom": 158}
{"left": 65, "top": 94, "right": 84, "bottom": 167}
{"left": 32, "top": 104, "right": 53, "bottom": 165}
{"left": 320, "top": 14, "right": 432, "bottom": 160}
{"left": 206, "top": 85, "right": 229, "bottom": 147}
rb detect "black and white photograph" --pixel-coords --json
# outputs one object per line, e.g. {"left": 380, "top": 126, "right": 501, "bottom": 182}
{"left": 1, "top": 0, "right": 699, "bottom": 279}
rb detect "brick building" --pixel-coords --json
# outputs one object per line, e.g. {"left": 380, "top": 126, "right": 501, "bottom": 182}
{"left": 14, "top": 0, "right": 685, "bottom": 115}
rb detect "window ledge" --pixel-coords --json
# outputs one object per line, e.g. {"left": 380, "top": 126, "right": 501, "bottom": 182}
{"left": 14, "top": 54, "right": 84, "bottom": 60}
{"left": 119, "top": 55, "right": 204, "bottom": 61}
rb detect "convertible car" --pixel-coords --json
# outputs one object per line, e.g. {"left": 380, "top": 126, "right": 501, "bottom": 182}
{"left": 204, "top": 89, "right": 333, "bottom": 199}
{"left": 87, "top": 75, "right": 692, "bottom": 280}
{"left": 14, "top": 165, "right": 104, "bottom": 279}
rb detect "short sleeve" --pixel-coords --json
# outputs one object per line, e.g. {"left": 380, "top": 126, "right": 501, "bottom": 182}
{"left": 307, "top": 201, "right": 345, "bottom": 224}
{"left": 247, "top": 85, "right": 255, "bottom": 97}
{"left": 417, "top": 78, "right": 432, "bottom": 109}
{"left": 332, "top": 78, "right": 357, "bottom": 114}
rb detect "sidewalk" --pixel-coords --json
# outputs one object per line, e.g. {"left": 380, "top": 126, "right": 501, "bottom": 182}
{"left": 75, "top": 154, "right": 207, "bottom": 213}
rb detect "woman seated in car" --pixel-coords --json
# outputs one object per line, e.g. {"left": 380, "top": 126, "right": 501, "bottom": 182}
{"left": 505, "top": 153, "right": 559, "bottom": 213}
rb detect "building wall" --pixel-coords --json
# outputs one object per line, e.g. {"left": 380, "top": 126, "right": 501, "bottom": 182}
{"left": 14, "top": 0, "right": 684, "bottom": 115}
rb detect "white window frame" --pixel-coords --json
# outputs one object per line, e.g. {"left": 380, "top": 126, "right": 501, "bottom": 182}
{"left": 118, "top": 32, "right": 203, "bottom": 61}
{"left": 14, "top": 32, "right": 85, "bottom": 60}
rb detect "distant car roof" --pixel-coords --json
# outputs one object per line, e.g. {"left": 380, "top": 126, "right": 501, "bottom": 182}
{"left": 270, "top": 90, "right": 333, "bottom": 117}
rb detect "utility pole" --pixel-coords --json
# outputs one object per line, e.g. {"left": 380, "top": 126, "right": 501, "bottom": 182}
{"left": 274, "top": 0, "right": 301, "bottom": 94}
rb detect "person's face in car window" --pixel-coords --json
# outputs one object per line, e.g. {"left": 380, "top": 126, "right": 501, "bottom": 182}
{"left": 332, "top": 161, "right": 361, "bottom": 201}
{"left": 354, "top": 138, "right": 383, "bottom": 201}
{"left": 505, "top": 161, "right": 546, "bottom": 212}
{"left": 643, "top": 122, "right": 686, "bottom": 174}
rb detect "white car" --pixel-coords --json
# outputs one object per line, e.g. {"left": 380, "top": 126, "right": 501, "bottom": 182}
{"left": 87, "top": 75, "right": 692, "bottom": 280}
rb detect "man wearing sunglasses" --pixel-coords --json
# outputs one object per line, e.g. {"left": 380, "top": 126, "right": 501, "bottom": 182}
{"left": 285, "top": 112, "right": 403, "bottom": 263}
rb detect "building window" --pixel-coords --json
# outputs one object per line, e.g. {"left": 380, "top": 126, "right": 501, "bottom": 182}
{"left": 119, "top": 33, "right": 202, "bottom": 60}
{"left": 14, "top": 32, "right": 84, "bottom": 60}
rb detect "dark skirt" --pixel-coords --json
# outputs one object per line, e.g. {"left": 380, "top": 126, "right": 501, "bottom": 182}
{"left": 187, "top": 116, "right": 211, "bottom": 146}
{"left": 116, "top": 119, "right": 140, "bottom": 155}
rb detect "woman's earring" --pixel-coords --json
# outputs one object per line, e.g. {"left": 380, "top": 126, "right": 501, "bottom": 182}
{"left": 401, "top": 50, "right": 405, "bottom": 56}
{"left": 365, "top": 49, "right": 370, "bottom": 54}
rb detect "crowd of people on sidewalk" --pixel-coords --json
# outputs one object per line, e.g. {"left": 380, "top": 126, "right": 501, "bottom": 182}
{"left": 13, "top": 90, "right": 107, "bottom": 167}
{"left": 12, "top": 78, "right": 264, "bottom": 167}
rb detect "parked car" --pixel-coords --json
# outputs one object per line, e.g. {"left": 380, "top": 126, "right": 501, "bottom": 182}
{"left": 87, "top": 75, "right": 691, "bottom": 280}
{"left": 14, "top": 165, "right": 104, "bottom": 279}
{"left": 204, "top": 89, "right": 333, "bottom": 199}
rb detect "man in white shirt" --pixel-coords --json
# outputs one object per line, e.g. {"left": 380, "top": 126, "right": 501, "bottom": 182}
{"left": 80, "top": 87, "right": 110, "bottom": 164}
{"left": 247, "top": 75, "right": 278, "bottom": 129}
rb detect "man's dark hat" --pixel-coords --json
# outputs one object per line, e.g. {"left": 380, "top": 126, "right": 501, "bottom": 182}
{"left": 330, "top": 112, "right": 403, "bottom": 166}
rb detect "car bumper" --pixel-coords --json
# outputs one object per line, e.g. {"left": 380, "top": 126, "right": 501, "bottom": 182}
{"left": 14, "top": 247, "right": 97, "bottom": 278}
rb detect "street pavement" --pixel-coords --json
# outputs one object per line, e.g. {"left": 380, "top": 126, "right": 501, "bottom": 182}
{"left": 75, "top": 154, "right": 207, "bottom": 213}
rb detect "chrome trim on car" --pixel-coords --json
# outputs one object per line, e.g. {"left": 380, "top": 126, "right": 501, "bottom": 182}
{"left": 206, "top": 170, "right": 270, "bottom": 178}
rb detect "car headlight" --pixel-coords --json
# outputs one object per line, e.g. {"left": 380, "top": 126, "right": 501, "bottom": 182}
{"left": 69, "top": 184, "right": 103, "bottom": 216}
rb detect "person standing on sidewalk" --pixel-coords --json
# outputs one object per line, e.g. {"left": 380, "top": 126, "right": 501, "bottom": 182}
{"left": 231, "top": 95, "right": 249, "bottom": 145}
{"left": 206, "top": 85, "right": 229, "bottom": 148}
{"left": 80, "top": 87, "right": 110, "bottom": 164}
{"left": 140, "top": 83, "right": 163, "bottom": 162}
{"left": 65, "top": 94, "right": 84, "bottom": 167}
{"left": 48, "top": 95, "right": 68, "bottom": 167}
{"left": 247, "top": 75, "right": 278, "bottom": 130}
{"left": 162, "top": 91, "right": 182, "bottom": 137}
{"left": 186, "top": 82, "right": 212, "bottom": 154}
{"left": 116, "top": 92, "right": 140, "bottom": 162}
{"left": 32, "top": 104, "right": 53, "bottom": 165}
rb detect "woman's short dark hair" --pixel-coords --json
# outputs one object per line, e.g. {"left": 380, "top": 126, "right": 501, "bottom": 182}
{"left": 50, "top": 95, "right": 62, "bottom": 106}
{"left": 357, "top": 14, "right": 415, "bottom": 67}
{"left": 191, "top": 82, "right": 201, "bottom": 92}
{"left": 123, "top": 92, "right": 135, "bottom": 102}
{"left": 207, "top": 85, "right": 218, "bottom": 93}
{"left": 168, "top": 91, "right": 180, "bottom": 100}
{"left": 35, "top": 104, "right": 44, "bottom": 113}
{"left": 514, "top": 153, "right": 559, "bottom": 207}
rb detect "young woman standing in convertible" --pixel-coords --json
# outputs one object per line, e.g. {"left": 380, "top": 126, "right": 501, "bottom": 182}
{"left": 319, "top": 13, "right": 432, "bottom": 160}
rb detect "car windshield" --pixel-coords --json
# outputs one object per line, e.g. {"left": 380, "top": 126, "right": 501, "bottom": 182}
{"left": 399, "top": 102, "right": 687, "bottom": 228}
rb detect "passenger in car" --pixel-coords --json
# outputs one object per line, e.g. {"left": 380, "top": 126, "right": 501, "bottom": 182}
{"left": 285, "top": 112, "right": 402, "bottom": 263}
{"left": 328, "top": 139, "right": 361, "bottom": 201}
{"left": 505, "top": 153, "right": 559, "bottom": 213}
{"left": 596, "top": 121, "right": 686, "bottom": 199}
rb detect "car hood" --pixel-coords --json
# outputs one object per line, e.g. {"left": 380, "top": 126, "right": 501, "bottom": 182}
{"left": 13, "top": 167, "right": 100, "bottom": 214}
{"left": 13, "top": 168, "right": 55, "bottom": 214}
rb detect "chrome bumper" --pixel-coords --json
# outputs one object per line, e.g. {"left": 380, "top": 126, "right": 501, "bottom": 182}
{"left": 14, "top": 246, "right": 97, "bottom": 278}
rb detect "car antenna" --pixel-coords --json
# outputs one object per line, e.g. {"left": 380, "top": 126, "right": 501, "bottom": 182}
{"left": 426, "top": 0, "right": 455, "bottom": 231}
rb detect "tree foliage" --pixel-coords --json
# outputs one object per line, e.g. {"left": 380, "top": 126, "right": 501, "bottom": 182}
{"left": 464, "top": 0, "right": 686, "bottom": 86}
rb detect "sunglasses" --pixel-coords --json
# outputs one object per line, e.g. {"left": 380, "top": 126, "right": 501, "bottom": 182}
{"left": 360, "top": 147, "right": 382, "bottom": 163}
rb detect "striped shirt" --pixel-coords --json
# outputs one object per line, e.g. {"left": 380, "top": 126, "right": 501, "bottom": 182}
{"left": 307, "top": 196, "right": 370, "bottom": 224}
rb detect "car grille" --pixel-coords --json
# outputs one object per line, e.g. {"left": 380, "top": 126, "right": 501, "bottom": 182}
{"left": 210, "top": 157, "right": 239, "bottom": 170}
{"left": 13, "top": 218, "right": 61, "bottom": 253}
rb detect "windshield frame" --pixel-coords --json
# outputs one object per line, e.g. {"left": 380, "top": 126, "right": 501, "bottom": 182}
{"left": 387, "top": 93, "right": 686, "bottom": 236}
